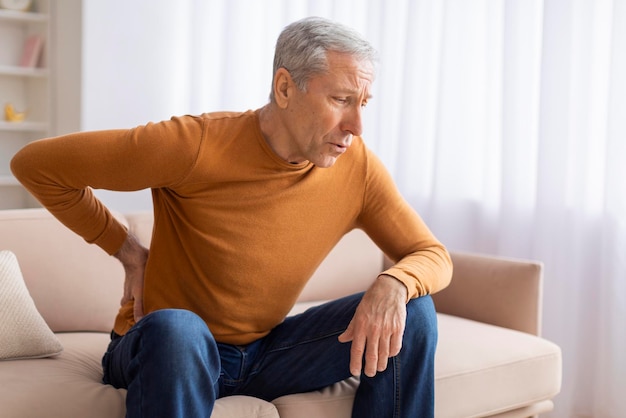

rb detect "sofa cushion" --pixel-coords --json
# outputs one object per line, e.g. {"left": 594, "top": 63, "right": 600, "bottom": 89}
{"left": 435, "top": 314, "right": 562, "bottom": 418}
{"left": 0, "top": 250, "right": 63, "bottom": 360}
{"left": 0, "top": 209, "right": 125, "bottom": 333}
{"left": 297, "top": 229, "right": 381, "bottom": 302}
{"left": 271, "top": 313, "right": 562, "bottom": 418}
{"left": 273, "top": 378, "right": 358, "bottom": 417}
{"left": 0, "top": 333, "right": 126, "bottom": 417}
{"left": 213, "top": 395, "right": 280, "bottom": 418}
{"left": 0, "top": 332, "right": 279, "bottom": 418}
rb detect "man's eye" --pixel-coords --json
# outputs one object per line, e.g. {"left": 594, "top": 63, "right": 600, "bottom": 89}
{"left": 335, "top": 97, "right": 349, "bottom": 104}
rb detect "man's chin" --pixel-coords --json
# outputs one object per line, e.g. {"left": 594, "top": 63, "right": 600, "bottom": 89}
{"left": 313, "top": 156, "right": 339, "bottom": 168}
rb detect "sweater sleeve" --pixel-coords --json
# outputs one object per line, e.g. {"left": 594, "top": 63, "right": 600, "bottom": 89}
{"left": 10, "top": 116, "right": 204, "bottom": 255}
{"left": 357, "top": 149, "right": 453, "bottom": 299}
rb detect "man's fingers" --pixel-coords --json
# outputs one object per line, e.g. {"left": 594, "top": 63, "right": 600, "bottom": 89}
{"left": 342, "top": 320, "right": 402, "bottom": 377}
{"left": 364, "top": 337, "right": 380, "bottom": 377}
{"left": 133, "top": 293, "right": 144, "bottom": 322}
{"left": 340, "top": 322, "right": 368, "bottom": 377}
{"left": 358, "top": 328, "right": 403, "bottom": 376}
{"left": 338, "top": 322, "right": 354, "bottom": 343}
{"left": 349, "top": 333, "right": 366, "bottom": 377}
{"left": 389, "top": 330, "right": 403, "bottom": 357}
{"left": 132, "top": 280, "right": 144, "bottom": 322}
{"left": 376, "top": 334, "right": 391, "bottom": 372}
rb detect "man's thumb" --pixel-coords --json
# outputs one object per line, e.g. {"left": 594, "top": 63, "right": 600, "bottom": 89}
{"left": 338, "top": 323, "right": 354, "bottom": 343}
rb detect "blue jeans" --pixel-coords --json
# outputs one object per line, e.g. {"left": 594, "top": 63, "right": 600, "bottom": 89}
{"left": 102, "top": 293, "right": 437, "bottom": 418}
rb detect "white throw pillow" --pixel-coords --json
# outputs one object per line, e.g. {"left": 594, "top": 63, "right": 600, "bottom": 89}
{"left": 0, "top": 250, "right": 63, "bottom": 360}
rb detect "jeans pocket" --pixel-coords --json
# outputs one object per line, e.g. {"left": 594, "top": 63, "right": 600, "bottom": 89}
{"left": 101, "top": 335, "right": 123, "bottom": 386}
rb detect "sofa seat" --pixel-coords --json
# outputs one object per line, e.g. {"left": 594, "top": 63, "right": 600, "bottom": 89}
{"left": 0, "top": 209, "right": 561, "bottom": 417}
{"left": 0, "top": 332, "right": 280, "bottom": 418}
{"left": 0, "top": 312, "right": 560, "bottom": 418}
{"left": 434, "top": 314, "right": 561, "bottom": 418}
{"left": 1, "top": 333, "right": 126, "bottom": 418}
{"left": 269, "top": 313, "right": 562, "bottom": 418}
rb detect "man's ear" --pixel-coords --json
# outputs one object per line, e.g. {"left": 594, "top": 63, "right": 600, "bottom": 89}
{"left": 273, "top": 68, "right": 293, "bottom": 109}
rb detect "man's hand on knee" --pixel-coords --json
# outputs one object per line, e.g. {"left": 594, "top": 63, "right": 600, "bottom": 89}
{"left": 338, "top": 275, "right": 408, "bottom": 377}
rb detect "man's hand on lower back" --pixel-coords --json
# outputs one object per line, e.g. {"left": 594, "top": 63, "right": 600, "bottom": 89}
{"left": 338, "top": 274, "right": 408, "bottom": 377}
{"left": 114, "top": 232, "right": 149, "bottom": 322}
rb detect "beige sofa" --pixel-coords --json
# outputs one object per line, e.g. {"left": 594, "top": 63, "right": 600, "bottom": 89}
{"left": 0, "top": 208, "right": 561, "bottom": 418}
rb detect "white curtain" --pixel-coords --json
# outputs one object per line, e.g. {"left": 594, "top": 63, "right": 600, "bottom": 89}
{"left": 371, "top": 1, "right": 625, "bottom": 416}
{"left": 185, "top": 1, "right": 626, "bottom": 416}
{"left": 83, "top": 0, "right": 626, "bottom": 416}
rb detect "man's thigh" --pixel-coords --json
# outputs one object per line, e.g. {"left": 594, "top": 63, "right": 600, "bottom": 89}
{"left": 237, "top": 293, "right": 364, "bottom": 400}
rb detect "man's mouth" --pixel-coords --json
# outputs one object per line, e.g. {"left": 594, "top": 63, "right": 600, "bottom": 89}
{"left": 329, "top": 142, "right": 348, "bottom": 153}
{"left": 330, "top": 136, "right": 352, "bottom": 149}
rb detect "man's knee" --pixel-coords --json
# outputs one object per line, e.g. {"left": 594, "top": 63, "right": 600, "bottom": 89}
{"left": 404, "top": 295, "right": 438, "bottom": 346}
{"left": 138, "top": 309, "right": 209, "bottom": 339}
{"left": 134, "top": 309, "right": 219, "bottom": 366}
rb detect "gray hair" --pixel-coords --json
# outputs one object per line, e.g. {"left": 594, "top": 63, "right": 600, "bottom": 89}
{"left": 269, "top": 16, "right": 378, "bottom": 101}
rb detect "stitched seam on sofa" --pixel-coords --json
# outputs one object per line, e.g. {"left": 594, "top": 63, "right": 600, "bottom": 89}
{"left": 272, "top": 394, "right": 356, "bottom": 405}
{"left": 257, "top": 409, "right": 279, "bottom": 418}
{"left": 436, "top": 351, "right": 561, "bottom": 379}
{"left": 437, "top": 353, "right": 561, "bottom": 417}
{"left": 469, "top": 393, "right": 557, "bottom": 417}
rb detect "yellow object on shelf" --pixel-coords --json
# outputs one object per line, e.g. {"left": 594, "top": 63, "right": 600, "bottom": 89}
{"left": 4, "top": 103, "right": 26, "bottom": 122}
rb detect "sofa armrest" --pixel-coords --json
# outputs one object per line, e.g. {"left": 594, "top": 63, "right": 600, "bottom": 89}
{"left": 431, "top": 251, "right": 544, "bottom": 336}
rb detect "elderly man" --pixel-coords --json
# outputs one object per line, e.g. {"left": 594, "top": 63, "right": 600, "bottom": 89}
{"left": 11, "top": 16, "right": 452, "bottom": 418}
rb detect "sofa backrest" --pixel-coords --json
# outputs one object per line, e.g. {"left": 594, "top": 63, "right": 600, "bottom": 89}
{"left": 125, "top": 211, "right": 385, "bottom": 303}
{"left": 0, "top": 208, "right": 125, "bottom": 333}
{"left": 0, "top": 209, "right": 385, "bottom": 333}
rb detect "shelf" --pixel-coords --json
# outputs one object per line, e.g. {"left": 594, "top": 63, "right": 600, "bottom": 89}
{"left": 0, "top": 64, "right": 48, "bottom": 77}
{"left": 0, "top": 10, "right": 48, "bottom": 23}
{"left": 0, "top": 0, "right": 49, "bottom": 210}
{"left": 0, "top": 120, "right": 48, "bottom": 132}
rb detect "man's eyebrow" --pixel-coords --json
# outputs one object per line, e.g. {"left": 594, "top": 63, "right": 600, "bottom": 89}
{"left": 335, "top": 88, "right": 373, "bottom": 100}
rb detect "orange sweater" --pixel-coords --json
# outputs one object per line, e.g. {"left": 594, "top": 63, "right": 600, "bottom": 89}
{"left": 11, "top": 110, "right": 452, "bottom": 345}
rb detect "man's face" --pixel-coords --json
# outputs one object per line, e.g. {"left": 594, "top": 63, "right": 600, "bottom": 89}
{"left": 284, "top": 52, "right": 374, "bottom": 168}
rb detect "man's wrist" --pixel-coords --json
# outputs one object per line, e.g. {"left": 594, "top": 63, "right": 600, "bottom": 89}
{"left": 377, "top": 274, "right": 409, "bottom": 302}
{"left": 114, "top": 232, "right": 148, "bottom": 269}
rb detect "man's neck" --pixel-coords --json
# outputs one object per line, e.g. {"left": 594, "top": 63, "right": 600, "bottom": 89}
{"left": 257, "top": 104, "right": 302, "bottom": 164}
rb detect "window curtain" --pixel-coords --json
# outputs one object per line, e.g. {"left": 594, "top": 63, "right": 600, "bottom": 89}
{"left": 187, "top": 1, "right": 625, "bottom": 416}
{"left": 86, "top": 0, "right": 625, "bottom": 416}
{"left": 185, "top": 0, "right": 626, "bottom": 418}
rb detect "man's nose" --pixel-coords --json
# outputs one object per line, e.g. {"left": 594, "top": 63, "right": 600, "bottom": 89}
{"left": 341, "top": 106, "right": 363, "bottom": 137}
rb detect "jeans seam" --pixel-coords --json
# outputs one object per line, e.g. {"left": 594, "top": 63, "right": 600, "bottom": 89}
{"left": 219, "top": 345, "right": 250, "bottom": 386}
{"left": 265, "top": 329, "right": 345, "bottom": 353}
{"left": 246, "top": 328, "right": 347, "bottom": 381}
{"left": 394, "top": 355, "right": 401, "bottom": 418}
{"left": 136, "top": 329, "right": 145, "bottom": 417}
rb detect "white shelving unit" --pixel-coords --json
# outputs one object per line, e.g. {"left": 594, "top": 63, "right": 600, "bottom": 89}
{"left": 0, "top": 0, "right": 51, "bottom": 209}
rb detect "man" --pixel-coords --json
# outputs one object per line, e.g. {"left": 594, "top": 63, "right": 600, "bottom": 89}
{"left": 11, "top": 16, "right": 452, "bottom": 418}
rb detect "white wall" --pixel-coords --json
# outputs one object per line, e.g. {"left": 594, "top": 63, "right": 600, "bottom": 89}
{"left": 80, "top": 0, "right": 199, "bottom": 212}
{"left": 76, "top": 1, "right": 283, "bottom": 212}
{"left": 82, "top": 1, "right": 195, "bottom": 130}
